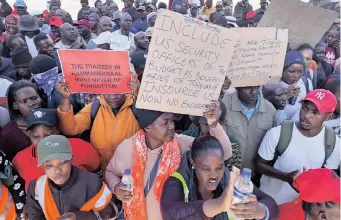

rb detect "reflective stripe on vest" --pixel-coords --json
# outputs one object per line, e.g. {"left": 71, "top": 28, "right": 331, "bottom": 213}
{"left": 172, "top": 172, "right": 189, "bottom": 202}
{"left": 35, "top": 175, "right": 113, "bottom": 220}
{"left": 0, "top": 184, "right": 16, "bottom": 220}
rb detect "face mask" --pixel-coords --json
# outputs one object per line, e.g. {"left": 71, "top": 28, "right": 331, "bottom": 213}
{"left": 32, "top": 67, "right": 59, "bottom": 96}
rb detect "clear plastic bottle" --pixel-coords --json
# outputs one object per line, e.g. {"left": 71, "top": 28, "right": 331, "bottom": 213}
{"left": 229, "top": 168, "right": 254, "bottom": 220}
{"left": 121, "top": 168, "right": 134, "bottom": 189}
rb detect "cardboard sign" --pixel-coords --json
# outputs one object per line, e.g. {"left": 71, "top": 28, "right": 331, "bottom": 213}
{"left": 58, "top": 50, "right": 131, "bottom": 94}
{"left": 136, "top": 9, "right": 240, "bottom": 116}
{"left": 258, "top": 0, "right": 338, "bottom": 50}
{"left": 226, "top": 27, "right": 288, "bottom": 87}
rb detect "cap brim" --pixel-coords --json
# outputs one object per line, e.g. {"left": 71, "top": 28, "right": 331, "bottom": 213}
{"left": 300, "top": 98, "right": 327, "bottom": 113}
{"left": 37, "top": 153, "right": 72, "bottom": 167}
{"left": 227, "top": 22, "right": 238, "bottom": 27}
{"left": 27, "top": 121, "right": 56, "bottom": 131}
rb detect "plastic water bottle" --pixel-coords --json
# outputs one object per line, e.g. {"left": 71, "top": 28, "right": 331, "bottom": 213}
{"left": 121, "top": 169, "right": 133, "bottom": 189}
{"left": 229, "top": 168, "right": 254, "bottom": 220}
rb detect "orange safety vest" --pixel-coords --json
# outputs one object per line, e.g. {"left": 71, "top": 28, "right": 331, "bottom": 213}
{"left": 35, "top": 175, "right": 112, "bottom": 220}
{"left": 0, "top": 184, "right": 16, "bottom": 220}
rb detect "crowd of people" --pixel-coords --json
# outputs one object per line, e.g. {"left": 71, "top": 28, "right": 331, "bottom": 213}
{"left": 0, "top": 0, "right": 339, "bottom": 219}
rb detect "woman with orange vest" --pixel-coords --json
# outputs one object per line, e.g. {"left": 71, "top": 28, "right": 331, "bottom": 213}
{"left": 25, "top": 135, "right": 116, "bottom": 220}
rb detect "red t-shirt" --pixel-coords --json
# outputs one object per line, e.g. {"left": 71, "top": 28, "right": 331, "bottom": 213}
{"left": 13, "top": 138, "right": 101, "bottom": 191}
{"left": 325, "top": 46, "right": 336, "bottom": 66}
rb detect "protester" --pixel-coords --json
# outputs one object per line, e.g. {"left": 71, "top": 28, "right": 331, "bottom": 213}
{"left": 233, "top": 0, "right": 253, "bottom": 26}
{"left": 281, "top": 51, "right": 313, "bottom": 100}
{"left": 262, "top": 83, "right": 292, "bottom": 125}
{"left": 216, "top": 1, "right": 223, "bottom": 13}
{"left": 89, "top": 12, "right": 100, "bottom": 35}
{"left": 0, "top": 149, "right": 26, "bottom": 218}
{"left": 182, "top": 102, "right": 241, "bottom": 170}
{"left": 105, "top": 101, "right": 232, "bottom": 220}
{"left": 130, "top": 50, "right": 147, "bottom": 81}
{"left": 298, "top": 43, "right": 318, "bottom": 89}
{"left": 255, "top": 0, "right": 268, "bottom": 14}
{"left": 314, "top": 43, "right": 333, "bottom": 88}
{"left": 92, "top": 31, "right": 112, "bottom": 50}
{"left": 325, "top": 28, "right": 340, "bottom": 66}
{"left": 131, "top": 6, "right": 148, "bottom": 33}
{"left": 187, "top": 3, "right": 199, "bottom": 18}
{"left": 279, "top": 168, "right": 340, "bottom": 220}
{"left": 109, "top": 2, "right": 119, "bottom": 15}
{"left": 223, "top": 5, "right": 233, "bottom": 16}
{"left": 54, "top": 23, "right": 87, "bottom": 49}
{"left": 222, "top": 86, "right": 276, "bottom": 171}
{"left": 112, "top": 13, "right": 136, "bottom": 53}
{"left": 25, "top": 135, "right": 115, "bottom": 219}
{"left": 0, "top": 14, "right": 19, "bottom": 44}
{"left": 30, "top": 55, "right": 80, "bottom": 112}
{"left": 18, "top": 14, "right": 42, "bottom": 58}
{"left": 134, "top": 31, "right": 149, "bottom": 52}
{"left": 55, "top": 9, "right": 70, "bottom": 24}
{"left": 201, "top": 0, "right": 216, "bottom": 18}
{"left": 161, "top": 136, "right": 279, "bottom": 220}
{"left": 14, "top": 0, "right": 28, "bottom": 16}
{"left": 147, "top": 12, "right": 157, "bottom": 27}
{"left": 95, "top": 0, "right": 103, "bottom": 11}
{"left": 257, "top": 89, "right": 340, "bottom": 205}
{"left": 10, "top": 46, "right": 32, "bottom": 81}
{"left": 13, "top": 108, "right": 101, "bottom": 190}
{"left": 55, "top": 73, "right": 140, "bottom": 167}
{"left": 33, "top": 33, "right": 54, "bottom": 58}
{"left": 49, "top": 1, "right": 60, "bottom": 17}
{"left": 74, "top": 19, "right": 96, "bottom": 43}
{"left": 77, "top": 0, "right": 90, "bottom": 21}
{"left": 89, "top": 6, "right": 100, "bottom": 15}
{"left": 33, "top": 12, "right": 51, "bottom": 35}
{"left": 49, "top": 16, "right": 62, "bottom": 40}
{"left": 98, "top": 16, "right": 113, "bottom": 34}
{"left": 123, "top": 0, "right": 138, "bottom": 22}
{"left": 79, "top": 7, "right": 91, "bottom": 20}
{"left": 0, "top": 80, "right": 42, "bottom": 160}
{"left": 112, "top": 11, "right": 122, "bottom": 32}
{"left": 0, "top": 0, "right": 12, "bottom": 18}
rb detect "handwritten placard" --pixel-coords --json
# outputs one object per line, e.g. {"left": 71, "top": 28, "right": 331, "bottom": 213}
{"left": 225, "top": 28, "right": 288, "bottom": 87}
{"left": 136, "top": 9, "right": 239, "bottom": 116}
{"left": 258, "top": 0, "right": 338, "bottom": 50}
{"left": 57, "top": 50, "right": 131, "bottom": 94}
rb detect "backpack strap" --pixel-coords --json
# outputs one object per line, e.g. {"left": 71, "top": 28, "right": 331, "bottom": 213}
{"left": 273, "top": 121, "right": 295, "bottom": 163}
{"left": 323, "top": 126, "right": 336, "bottom": 167}
{"left": 90, "top": 99, "right": 101, "bottom": 127}
{"left": 172, "top": 172, "right": 189, "bottom": 202}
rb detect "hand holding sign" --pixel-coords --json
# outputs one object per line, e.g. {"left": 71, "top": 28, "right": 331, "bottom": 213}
{"left": 204, "top": 101, "right": 222, "bottom": 128}
{"left": 127, "top": 71, "right": 140, "bottom": 98}
{"left": 56, "top": 79, "right": 71, "bottom": 99}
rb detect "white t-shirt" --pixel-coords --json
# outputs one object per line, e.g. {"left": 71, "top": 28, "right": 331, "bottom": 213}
{"left": 258, "top": 124, "right": 340, "bottom": 205}
{"left": 276, "top": 101, "right": 301, "bottom": 125}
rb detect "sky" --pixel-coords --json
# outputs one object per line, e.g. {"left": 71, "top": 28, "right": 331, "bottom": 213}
{"left": 6, "top": 0, "right": 268, "bottom": 20}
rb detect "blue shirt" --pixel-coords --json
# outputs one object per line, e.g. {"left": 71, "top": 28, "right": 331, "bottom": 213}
{"left": 240, "top": 96, "right": 260, "bottom": 121}
{"left": 130, "top": 19, "right": 148, "bottom": 34}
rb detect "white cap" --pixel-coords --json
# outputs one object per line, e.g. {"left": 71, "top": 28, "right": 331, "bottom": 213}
{"left": 92, "top": 31, "right": 112, "bottom": 45}
{"left": 226, "top": 16, "right": 239, "bottom": 27}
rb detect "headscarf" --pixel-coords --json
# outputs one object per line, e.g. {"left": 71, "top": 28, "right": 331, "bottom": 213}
{"left": 0, "top": 14, "right": 19, "bottom": 43}
{"left": 5, "top": 14, "right": 19, "bottom": 32}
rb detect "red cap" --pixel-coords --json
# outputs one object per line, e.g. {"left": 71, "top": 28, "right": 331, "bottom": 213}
{"left": 74, "top": 19, "right": 91, "bottom": 28}
{"left": 294, "top": 168, "right": 340, "bottom": 203}
{"left": 279, "top": 169, "right": 340, "bottom": 220}
{"left": 246, "top": 10, "right": 256, "bottom": 20}
{"left": 49, "top": 16, "right": 63, "bottom": 27}
{"left": 301, "top": 89, "right": 337, "bottom": 113}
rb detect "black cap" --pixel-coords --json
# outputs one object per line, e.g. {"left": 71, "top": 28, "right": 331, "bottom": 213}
{"left": 27, "top": 108, "right": 59, "bottom": 131}
{"left": 11, "top": 46, "right": 32, "bottom": 66}
{"left": 135, "top": 108, "right": 163, "bottom": 129}
{"left": 130, "top": 51, "right": 147, "bottom": 68}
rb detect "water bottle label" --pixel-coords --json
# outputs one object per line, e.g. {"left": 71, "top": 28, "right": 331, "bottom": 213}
{"left": 233, "top": 186, "right": 252, "bottom": 200}
{"left": 123, "top": 183, "right": 132, "bottom": 189}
